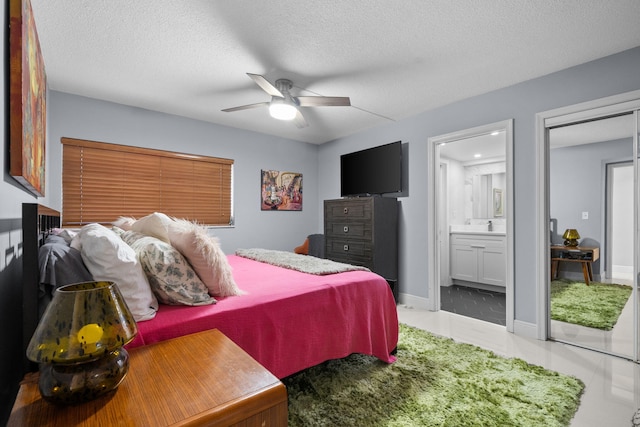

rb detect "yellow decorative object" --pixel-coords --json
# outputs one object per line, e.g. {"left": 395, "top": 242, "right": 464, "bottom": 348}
{"left": 562, "top": 229, "right": 580, "bottom": 247}
{"left": 26, "top": 281, "right": 138, "bottom": 404}
{"left": 78, "top": 323, "right": 104, "bottom": 343}
{"left": 77, "top": 323, "right": 104, "bottom": 353}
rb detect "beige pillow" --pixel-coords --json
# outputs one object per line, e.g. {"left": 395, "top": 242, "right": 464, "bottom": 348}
{"left": 112, "top": 216, "right": 137, "bottom": 231}
{"left": 75, "top": 223, "right": 158, "bottom": 322}
{"left": 131, "top": 212, "right": 171, "bottom": 243}
{"left": 122, "top": 231, "right": 216, "bottom": 306}
{"left": 167, "top": 219, "right": 243, "bottom": 297}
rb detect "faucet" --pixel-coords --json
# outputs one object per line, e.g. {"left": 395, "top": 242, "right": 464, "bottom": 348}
{"left": 488, "top": 220, "right": 493, "bottom": 232}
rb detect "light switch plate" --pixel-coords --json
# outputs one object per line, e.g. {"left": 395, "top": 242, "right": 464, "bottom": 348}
{"left": 582, "top": 211, "right": 589, "bottom": 219}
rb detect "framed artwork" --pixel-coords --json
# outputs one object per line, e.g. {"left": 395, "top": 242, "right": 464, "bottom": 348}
{"left": 261, "top": 170, "right": 303, "bottom": 211}
{"left": 9, "top": 0, "right": 47, "bottom": 196}
{"left": 493, "top": 188, "right": 504, "bottom": 217}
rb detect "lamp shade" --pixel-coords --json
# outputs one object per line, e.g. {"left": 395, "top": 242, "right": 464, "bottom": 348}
{"left": 26, "top": 281, "right": 137, "bottom": 364}
{"left": 562, "top": 229, "right": 580, "bottom": 240}
{"left": 562, "top": 229, "right": 580, "bottom": 247}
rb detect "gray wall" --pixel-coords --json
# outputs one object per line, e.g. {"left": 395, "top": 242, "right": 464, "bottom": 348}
{"left": 1, "top": 3, "right": 639, "bottom": 417}
{"left": 550, "top": 138, "right": 633, "bottom": 278}
{"left": 318, "top": 46, "right": 640, "bottom": 325}
{"left": 47, "top": 91, "right": 322, "bottom": 254}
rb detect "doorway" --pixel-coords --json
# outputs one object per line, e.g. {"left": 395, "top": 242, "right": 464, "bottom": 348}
{"left": 607, "top": 162, "right": 634, "bottom": 283}
{"left": 427, "top": 120, "right": 515, "bottom": 331}
{"left": 536, "top": 90, "right": 640, "bottom": 359}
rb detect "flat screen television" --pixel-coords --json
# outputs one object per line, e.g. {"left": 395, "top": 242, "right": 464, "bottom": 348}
{"left": 340, "top": 141, "right": 402, "bottom": 197}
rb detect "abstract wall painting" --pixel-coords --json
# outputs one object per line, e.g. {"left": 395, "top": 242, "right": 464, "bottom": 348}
{"left": 9, "top": 0, "right": 47, "bottom": 196}
{"left": 261, "top": 170, "right": 303, "bottom": 211}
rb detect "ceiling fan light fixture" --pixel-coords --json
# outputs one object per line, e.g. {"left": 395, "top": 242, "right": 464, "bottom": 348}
{"left": 269, "top": 100, "right": 297, "bottom": 121}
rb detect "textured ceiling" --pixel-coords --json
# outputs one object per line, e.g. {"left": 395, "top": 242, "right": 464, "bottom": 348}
{"left": 29, "top": 1, "right": 640, "bottom": 144}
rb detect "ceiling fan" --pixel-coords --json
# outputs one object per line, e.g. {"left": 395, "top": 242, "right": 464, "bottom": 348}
{"left": 222, "top": 73, "right": 351, "bottom": 128}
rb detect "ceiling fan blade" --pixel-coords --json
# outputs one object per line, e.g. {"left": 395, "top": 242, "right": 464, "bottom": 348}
{"left": 296, "top": 96, "right": 351, "bottom": 107}
{"left": 221, "top": 102, "right": 269, "bottom": 113}
{"left": 293, "top": 109, "right": 308, "bottom": 128}
{"left": 247, "top": 73, "right": 284, "bottom": 97}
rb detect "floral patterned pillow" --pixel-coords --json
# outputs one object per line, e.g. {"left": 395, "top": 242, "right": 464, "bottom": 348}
{"left": 121, "top": 230, "right": 215, "bottom": 306}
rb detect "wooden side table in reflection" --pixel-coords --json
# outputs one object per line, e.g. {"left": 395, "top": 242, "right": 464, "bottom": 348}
{"left": 550, "top": 245, "right": 600, "bottom": 285}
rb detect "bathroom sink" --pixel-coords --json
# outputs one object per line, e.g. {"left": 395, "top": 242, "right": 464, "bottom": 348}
{"left": 449, "top": 224, "right": 505, "bottom": 234}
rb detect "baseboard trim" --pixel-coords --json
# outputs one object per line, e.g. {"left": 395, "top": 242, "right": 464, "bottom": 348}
{"left": 398, "top": 292, "right": 430, "bottom": 311}
{"left": 399, "top": 293, "right": 542, "bottom": 340}
{"left": 513, "top": 319, "right": 540, "bottom": 340}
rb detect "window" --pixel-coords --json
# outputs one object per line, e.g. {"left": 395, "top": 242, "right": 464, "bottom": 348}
{"left": 61, "top": 138, "right": 233, "bottom": 226}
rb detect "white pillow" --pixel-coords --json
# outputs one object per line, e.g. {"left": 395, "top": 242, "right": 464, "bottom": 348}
{"left": 112, "top": 216, "right": 137, "bottom": 231}
{"left": 131, "top": 212, "right": 171, "bottom": 243}
{"left": 122, "top": 230, "right": 216, "bottom": 306}
{"left": 76, "top": 223, "right": 158, "bottom": 321}
{"left": 167, "top": 219, "right": 243, "bottom": 297}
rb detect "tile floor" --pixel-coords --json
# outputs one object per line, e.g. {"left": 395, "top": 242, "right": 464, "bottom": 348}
{"left": 440, "top": 284, "right": 506, "bottom": 326}
{"left": 397, "top": 305, "right": 640, "bottom": 427}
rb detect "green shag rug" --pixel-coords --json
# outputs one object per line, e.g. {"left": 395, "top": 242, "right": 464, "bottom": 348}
{"left": 551, "top": 279, "right": 633, "bottom": 330}
{"left": 284, "top": 324, "right": 584, "bottom": 427}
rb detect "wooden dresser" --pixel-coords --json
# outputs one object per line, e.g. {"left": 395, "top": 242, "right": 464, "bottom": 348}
{"left": 8, "top": 329, "right": 288, "bottom": 426}
{"left": 324, "top": 197, "right": 398, "bottom": 298}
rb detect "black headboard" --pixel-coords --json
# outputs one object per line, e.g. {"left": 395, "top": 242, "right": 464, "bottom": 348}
{"left": 22, "top": 203, "right": 60, "bottom": 368}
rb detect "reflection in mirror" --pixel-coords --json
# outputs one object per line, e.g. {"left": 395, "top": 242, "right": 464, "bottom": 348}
{"left": 440, "top": 131, "right": 507, "bottom": 232}
{"left": 467, "top": 167, "right": 506, "bottom": 219}
{"left": 472, "top": 174, "right": 491, "bottom": 218}
{"left": 548, "top": 113, "right": 636, "bottom": 359}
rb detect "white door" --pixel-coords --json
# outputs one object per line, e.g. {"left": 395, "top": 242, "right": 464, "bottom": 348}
{"left": 439, "top": 163, "right": 450, "bottom": 287}
{"left": 609, "top": 163, "right": 634, "bottom": 282}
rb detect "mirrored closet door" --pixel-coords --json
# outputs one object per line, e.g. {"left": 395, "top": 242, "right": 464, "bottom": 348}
{"left": 547, "top": 110, "right": 639, "bottom": 359}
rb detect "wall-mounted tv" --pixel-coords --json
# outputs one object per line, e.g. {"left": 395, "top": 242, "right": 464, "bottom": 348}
{"left": 340, "top": 141, "right": 402, "bottom": 197}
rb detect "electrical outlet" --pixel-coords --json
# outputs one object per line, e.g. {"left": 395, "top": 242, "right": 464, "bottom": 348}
{"left": 582, "top": 211, "right": 589, "bottom": 220}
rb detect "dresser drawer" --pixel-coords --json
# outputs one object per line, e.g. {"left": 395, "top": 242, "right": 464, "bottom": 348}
{"left": 325, "top": 222, "right": 372, "bottom": 240}
{"left": 325, "top": 199, "right": 372, "bottom": 221}
{"left": 326, "top": 238, "right": 373, "bottom": 265}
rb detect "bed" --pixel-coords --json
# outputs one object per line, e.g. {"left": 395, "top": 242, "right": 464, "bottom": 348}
{"left": 22, "top": 203, "right": 398, "bottom": 379}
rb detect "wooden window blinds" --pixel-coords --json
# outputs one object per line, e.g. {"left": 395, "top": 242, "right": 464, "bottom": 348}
{"left": 61, "top": 138, "right": 233, "bottom": 226}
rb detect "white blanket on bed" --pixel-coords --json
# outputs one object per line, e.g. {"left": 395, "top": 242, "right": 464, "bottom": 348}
{"left": 235, "top": 248, "right": 370, "bottom": 275}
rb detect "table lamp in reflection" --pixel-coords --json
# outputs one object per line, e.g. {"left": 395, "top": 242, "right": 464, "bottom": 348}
{"left": 562, "top": 229, "right": 580, "bottom": 247}
{"left": 26, "top": 281, "right": 138, "bottom": 405}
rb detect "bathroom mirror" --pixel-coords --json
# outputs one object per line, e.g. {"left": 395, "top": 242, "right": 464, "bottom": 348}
{"left": 466, "top": 167, "right": 506, "bottom": 219}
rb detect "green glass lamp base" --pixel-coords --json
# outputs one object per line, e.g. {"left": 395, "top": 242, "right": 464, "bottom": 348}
{"left": 38, "top": 348, "right": 130, "bottom": 405}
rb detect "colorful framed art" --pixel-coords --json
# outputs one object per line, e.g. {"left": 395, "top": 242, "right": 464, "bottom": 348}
{"left": 9, "top": 0, "right": 47, "bottom": 196}
{"left": 261, "top": 170, "right": 303, "bottom": 211}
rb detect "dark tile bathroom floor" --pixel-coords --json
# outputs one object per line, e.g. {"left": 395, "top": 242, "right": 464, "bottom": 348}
{"left": 440, "top": 284, "right": 506, "bottom": 326}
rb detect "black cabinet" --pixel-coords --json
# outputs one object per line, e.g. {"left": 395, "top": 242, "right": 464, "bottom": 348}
{"left": 324, "top": 197, "right": 398, "bottom": 298}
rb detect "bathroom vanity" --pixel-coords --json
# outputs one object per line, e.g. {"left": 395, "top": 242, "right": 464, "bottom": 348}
{"left": 449, "top": 228, "right": 506, "bottom": 288}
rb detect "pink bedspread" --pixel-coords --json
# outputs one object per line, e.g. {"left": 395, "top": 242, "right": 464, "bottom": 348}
{"left": 127, "top": 255, "right": 398, "bottom": 378}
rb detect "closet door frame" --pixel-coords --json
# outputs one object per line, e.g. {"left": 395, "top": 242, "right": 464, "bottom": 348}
{"left": 535, "top": 90, "right": 640, "bottom": 359}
